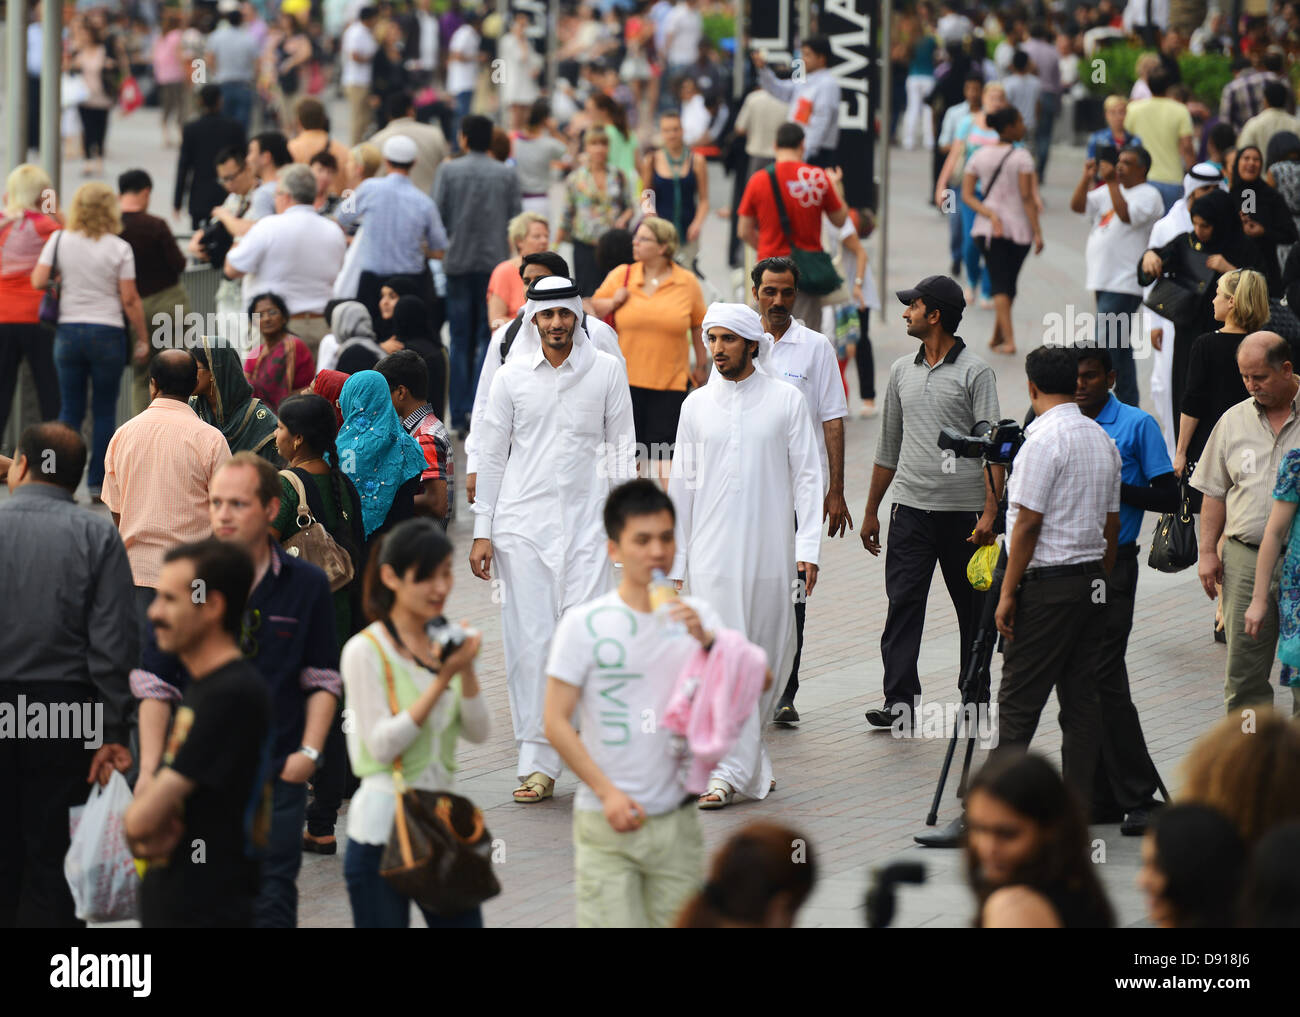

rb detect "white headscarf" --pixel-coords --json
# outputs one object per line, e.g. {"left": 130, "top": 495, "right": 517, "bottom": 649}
{"left": 702, "top": 302, "right": 774, "bottom": 376}
{"left": 515, "top": 275, "right": 595, "bottom": 386}
{"left": 1184, "top": 161, "right": 1226, "bottom": 199}
{"left": 520, "top": 275, "right": 588, "bottom": 347}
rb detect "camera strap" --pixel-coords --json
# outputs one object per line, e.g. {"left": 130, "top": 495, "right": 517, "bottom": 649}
{"left": 382, "top": 617, "right": 440, "bottom": 673}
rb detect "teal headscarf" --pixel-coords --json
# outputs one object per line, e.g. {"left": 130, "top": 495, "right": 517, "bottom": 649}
{"left": 336, "top": 370, "right": 426, "bottom": 536}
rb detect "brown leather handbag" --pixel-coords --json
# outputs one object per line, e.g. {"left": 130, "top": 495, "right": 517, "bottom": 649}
{"left": 364, "top": 631, "right": 501, "bottom": 916}
{"left": 278, "top": 469, "right": 355, "bottom": 592}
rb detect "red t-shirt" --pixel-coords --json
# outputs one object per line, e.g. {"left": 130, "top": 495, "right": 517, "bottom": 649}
{"left": 0, "top": 212, "right": 61, "bottom": 324}
{"left": 738, "top": 161, "right": 844, "bottom": 261}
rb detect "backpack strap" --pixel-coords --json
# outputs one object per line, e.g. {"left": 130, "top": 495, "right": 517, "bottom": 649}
{"left": 499, "top": 311, "right": 526, "bottom": 361}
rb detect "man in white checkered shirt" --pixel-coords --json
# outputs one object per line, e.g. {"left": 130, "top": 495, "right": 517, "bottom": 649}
{"left": 994, "top": 345, "right": 1122, "bottom": 812}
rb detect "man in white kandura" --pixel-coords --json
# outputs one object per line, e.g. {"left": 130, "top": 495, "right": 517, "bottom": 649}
{"left": 464, "top": 253, "right": 624, "bottom": 505}
{"left": 668, "top": 302, "right": 823, "bottom": 808}
{"left": 469, "top": 275, "right": 637, "bottom": 804}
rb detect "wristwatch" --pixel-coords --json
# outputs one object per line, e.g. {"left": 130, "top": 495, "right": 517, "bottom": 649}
{"left": 298, "top": 745, "right": 320, "bottom": 764}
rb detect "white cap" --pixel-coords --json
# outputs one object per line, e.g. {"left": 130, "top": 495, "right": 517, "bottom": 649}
{"left": 217, "top": 0, "right": 241, "bottom": 13}
{"left": 381, "top": 134, "right": 418, "bottom": 165}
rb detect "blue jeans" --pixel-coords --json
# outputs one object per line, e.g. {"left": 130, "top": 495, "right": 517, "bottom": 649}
{"left": 1149, "top": 180, "right": 1184, "bottom": 214}
{"left": 451, "top": 91, "right": 473, "bottom": 151}
{"left": 1095, "top": 291, "right": 1142, "bottom": 408}
{"left": 948, "top": 189, "right": 964, "bottom": 268}
{"left": 446, "top": 271, "right": 492, "bottom": 429}
{"left": 220, "top": 81, "right": 253, "bottom": 133}
{"left": 959, "top": 197, "right": 992, "bottom": 298}
{"left": 254, "top": 778, "right": 308, "bottom": 929}
{"left": 1035, "top": 92, "right": 1061, "bottom": 181}
{"left": 343, "top": 838, "right": 484, "bottom": 928}
{"left": 55, "top": 323, "right": 124, "bottom": 490}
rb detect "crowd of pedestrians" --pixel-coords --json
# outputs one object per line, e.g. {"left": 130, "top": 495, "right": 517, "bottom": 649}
{"left": 4, "top": 0, "right": 1300, "bottom": 934}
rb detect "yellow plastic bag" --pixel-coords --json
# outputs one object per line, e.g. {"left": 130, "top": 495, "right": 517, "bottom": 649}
{"left": 967, "top": 538, "right": 999, "bottom": 591}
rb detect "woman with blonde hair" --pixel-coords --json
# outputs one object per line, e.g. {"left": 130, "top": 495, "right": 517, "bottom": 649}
{"left": 1, "top": 164, "right": 63, "bottom": 439}
{"left": 1130, "top": 52, "right": 1162, "bottom": 101}
{"left": 487, "top": 211, "right": 550, "bottom": 329}
{"left": 1179, "top": 710, "right": 1300, "bottom": 847}
{"left": 1174, "top": 267, "right": 1270, "bottom": 478}
{"left": 30, "top": 182, "right": 148, "bottom": 500}
{"left": 592, "top": 216, "right": 707, "bottom": 480}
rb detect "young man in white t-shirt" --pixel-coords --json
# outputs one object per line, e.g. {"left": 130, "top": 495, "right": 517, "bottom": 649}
{"left": 341, "top": 7, "right": 379, "bottom": 145}
{"left": 544, "top": 480, "right": 767, "bottom": 928}
{"left": 1069, "top": 144, "right": 1164, "bottom": 408}
{"left": 445, "top": 14, "right": 481, "bottom": 150}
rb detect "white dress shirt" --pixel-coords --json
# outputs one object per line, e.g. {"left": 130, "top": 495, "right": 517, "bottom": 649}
{"left": 465, "top": 313, "right": 624, "bottom": 474}
{"left": 764, "top": 320, "right": 848, "bottom": 489}
{"left": 1006, "top": 401, "right": 1122, "bottom": 568}
{"left": 225, "top": 203, "right": 347, "bottom": 315}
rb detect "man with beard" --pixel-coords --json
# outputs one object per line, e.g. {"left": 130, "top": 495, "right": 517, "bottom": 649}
{"left": 464, "top": 251, "right": 624, "bottom": 504}
{"left": 669, "top": 303, "right": 823, "bottom": 808}
{"left": 125, "top": 539, "right": 272, "bottom": 928}
{"left": 747, "top": 257, "right": 850, "bottom": 724}
{"left": 862, "top": 277, "right": 1001, "bottom": 746}
{"left": 470, "top": 276, "right": 636, "bottom": 804}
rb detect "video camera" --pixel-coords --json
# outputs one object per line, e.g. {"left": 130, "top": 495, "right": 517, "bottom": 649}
{"left": 195, "top": 216, "right": 235, "bottom": 271}
{"left": 937, "top": 419, "right": 1025, "bottom": 467}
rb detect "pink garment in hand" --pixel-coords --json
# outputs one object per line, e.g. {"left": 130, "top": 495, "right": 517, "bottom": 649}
{"left": 661, "top": 629, "right": 768, "bottom": 794}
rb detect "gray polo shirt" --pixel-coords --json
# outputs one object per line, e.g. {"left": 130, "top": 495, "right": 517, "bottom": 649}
{"left": 433, "top": 152, "right": 523, "bottom": 274}
{"left": 875, "top": 337, "right": 1001, "bottom": 512}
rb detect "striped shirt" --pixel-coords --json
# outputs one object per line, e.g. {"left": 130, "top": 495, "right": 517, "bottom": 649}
{"left": 102, "top": 398, "right": 232, "bottom": 588}
{"left": 402, "top": 403, "right": 455, "bottom": 524}
{"left": 874, "top": 337, "right": 1001, "bottom": 512}
{"left": 1006, "top": 402, "right": 1122, "bottom": 568}
{"left": 335, "top": 172, "right": 449, "bottom": 276}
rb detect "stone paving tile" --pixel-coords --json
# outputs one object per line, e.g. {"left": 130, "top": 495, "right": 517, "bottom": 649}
{"left": 3, "top": 108, "right": 1274, "bottom": 928}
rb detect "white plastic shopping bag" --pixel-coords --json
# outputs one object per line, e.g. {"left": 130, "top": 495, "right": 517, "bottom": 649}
{"left": 64, "top": 770, "right": 139, "bottom": 923}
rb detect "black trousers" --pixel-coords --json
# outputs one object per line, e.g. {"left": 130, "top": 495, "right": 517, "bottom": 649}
{"left": 305, "top": 701, "right": 359, "bottom": 837}
{"left": 1093, "top": 554, "right": 1162, "bottom": 812}
{"left": 880, "top": 505, "right": 982, "bottom": 709}
{"left": 994, "top": 564, "right": 1108, "bottom": 810}
{"left": 78, "top": 105, "right": 109, "bottom": 159}
{"left": 0, "top": 323, "right": 61, "bottom": 438}
{"left": 27, "top": 75, "right": 41, "bottom": 152}
{"left": 781, "top": 569, "right": 807, "bottom": 705}
{"left": 0, "top": 681, "right": 96, "bottom": 927}
{"left": 854, "top": 309, "right": 875, "bottom": 400}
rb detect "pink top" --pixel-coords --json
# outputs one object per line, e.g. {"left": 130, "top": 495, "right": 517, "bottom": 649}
{"left": 661, "top": 629, "right": 768, "bottom": 795}
{"left": 487, "top": 259, "right": 526, "bottom": 318}
{"left": 965, "top": 144, "right": 1036, "bottom": 247}
{"left": 152, "top": 29, "right": 186, "bottom": 84}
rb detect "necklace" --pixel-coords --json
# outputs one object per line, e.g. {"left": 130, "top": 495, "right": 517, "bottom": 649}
{"left": 644, "top": 263, "right": 669, "bottom": 290}
{"left": 291, "top": 456, "right": 324, "bottom": 469}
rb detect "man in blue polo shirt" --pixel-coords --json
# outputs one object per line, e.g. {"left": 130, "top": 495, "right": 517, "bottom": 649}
{"left": 131, "top": 452, "right": 340, "bottom": 928}
{"left": 1076, "top": 346, "right": 1177, "bottom": 836}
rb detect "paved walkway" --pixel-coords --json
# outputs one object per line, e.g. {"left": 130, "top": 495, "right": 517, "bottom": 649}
{"left": 4, "top": 106, "right": 1288, "bottom": 928}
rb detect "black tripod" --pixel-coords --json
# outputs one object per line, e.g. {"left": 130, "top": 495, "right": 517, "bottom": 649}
{"left": 924, "top": 461, "right": 1006, "bottom": 831}
{"left": 920, "top": 462, "right": 1171, "bottom": 837}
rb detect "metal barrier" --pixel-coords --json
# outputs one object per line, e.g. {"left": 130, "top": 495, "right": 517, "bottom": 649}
{"left": 1, "top": 263, "right": 224, "bottom": 454}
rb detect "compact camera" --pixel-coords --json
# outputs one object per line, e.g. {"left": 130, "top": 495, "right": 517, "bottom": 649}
{"left": 426, "top": 616, "right": 469, "bottom": 657}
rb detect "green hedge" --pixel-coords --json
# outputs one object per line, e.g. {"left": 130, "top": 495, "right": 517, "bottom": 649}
{"left": 1084, "top": 44, "right": 1236, "bottom": 105}
{"left": 703, "top": 11, "right": 736, "bottom": 48}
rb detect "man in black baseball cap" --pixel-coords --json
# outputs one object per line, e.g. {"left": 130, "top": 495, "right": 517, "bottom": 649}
{"left": 861, "top": 274, "right": 1001, "bottom": 802}
{"left": 895, "top": 274, "right": 967, "bottom": 314}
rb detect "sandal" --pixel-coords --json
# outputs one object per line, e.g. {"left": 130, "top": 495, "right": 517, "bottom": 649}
{"left": 513, "top": 772, "right": 555, "bottom": 803}
{"left": 697, "top": 778, "right": 735, "bottom": 810}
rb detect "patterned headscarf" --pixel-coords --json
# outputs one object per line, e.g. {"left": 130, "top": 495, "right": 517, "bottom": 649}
{"left": 335, "top": 370, "right": 426, "bottom": 536}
